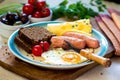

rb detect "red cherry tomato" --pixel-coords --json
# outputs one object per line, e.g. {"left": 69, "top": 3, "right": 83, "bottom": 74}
{"left": 41, "top": 8, "right": 50, "bottom": 17}
{"left": 32, "top": 45, "right": 43, "bottom": 56}
{"left": 40, "top": 41, "right": 50, "bottom": 51}
{"left": 39, "top": 41, "right": 44, "bottom": 47}
{"left": 28, "top": 0, "right": 36, "bottom": 5}
{"left": 36, "top": 0, "right": 46, "bottom": 10}
{"left": 43, "top": 41, "right": 50, "bottom": 51}
{"left": 32, "top": 11, "right": 42, "bottom": 18}
{"left": 22, "top": 3, "right": 33, "bottom": 15}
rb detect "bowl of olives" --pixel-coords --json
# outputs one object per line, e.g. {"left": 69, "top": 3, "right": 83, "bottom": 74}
{"left": 0, "top": 12, "right": 30, "bottom": 38}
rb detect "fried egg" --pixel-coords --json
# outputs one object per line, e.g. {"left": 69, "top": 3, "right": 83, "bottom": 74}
{"left": 41, "top": 48, "right": 87, "bottom": 65}
{"left": 19, "top": 47, "right": 88, "bottom": 65}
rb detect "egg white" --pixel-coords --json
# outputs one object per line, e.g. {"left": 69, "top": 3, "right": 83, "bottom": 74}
{"left": 41, "top": 48, "right": 88, "bottom": 65}
{"left": 19, "top": 47, "right": 89, "bottom": 65}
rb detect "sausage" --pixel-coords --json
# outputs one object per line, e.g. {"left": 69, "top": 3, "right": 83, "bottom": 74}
{"left": 63, "top": 32, "right": 100, "bottom": 48}
{"left": 51, "top": 36, "right": 86, "bottom": 49}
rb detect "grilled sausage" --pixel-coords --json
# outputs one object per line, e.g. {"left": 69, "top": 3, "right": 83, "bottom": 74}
{"left": 63, "top": 32, "right": 100, "bottom": 48}
{"left": 51, "top": 36, "right": 86, "bottom": 49}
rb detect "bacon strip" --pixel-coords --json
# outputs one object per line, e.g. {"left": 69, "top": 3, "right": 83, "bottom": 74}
{"left": 108, "top": 8, "right": 120, "bottom": 30}
{"left": 95, "top": 16, "right": 120, "bottom": 56}
{"left": 99, "top": 14, "right": 120, "bottom": 46}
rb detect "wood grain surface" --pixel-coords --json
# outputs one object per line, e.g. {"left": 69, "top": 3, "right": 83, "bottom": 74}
{"left": 0, "top": 18, "right": 115, "bottom": 80}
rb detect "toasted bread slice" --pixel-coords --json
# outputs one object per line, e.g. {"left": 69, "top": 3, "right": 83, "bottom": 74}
{"left": 18, "top": 27, "right": 54, "bottom": 45}
{"left": 14, "top": 36, "right": 33, "bottom": 53}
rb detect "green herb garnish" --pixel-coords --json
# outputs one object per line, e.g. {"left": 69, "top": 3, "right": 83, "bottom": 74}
{"left": 51, "top": 0, "right": 106, "bottom": 20}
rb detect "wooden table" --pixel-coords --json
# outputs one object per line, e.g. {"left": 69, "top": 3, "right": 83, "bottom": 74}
{"left": 0, "top": 0, "right": 120, "bottom": 80}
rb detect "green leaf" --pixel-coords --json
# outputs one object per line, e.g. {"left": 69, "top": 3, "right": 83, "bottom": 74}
{"left": 51, "top": 6, "right": 66, "bottom": 20}
{"left": 90, "top": 0, "right": 106, "bottom": 11}
{"left": 85, "top": 15, "right": 91, "bottom": 19}
{"left": 68, "top": 4, "right": 76, "bottom": 9}
{"left": 51, "top": 0, "right": 105, "bottom": 20}
{"left": 87, "top": 8, "right": 98, "bottom": 17}
{"left": 95, "top": 0, "right": 102, "bottom": 5}
{"left": 102, "top": 4, "right": 107, "bottom": 9}
{"left": 59, "top": 0, "right": 68, "bottom": 6}
{"left": 64, "top": 8, "right": 75, "bottom": 19}
{"left": 0, "top": 4, "right": 22, "bottom": 15}
{"left": 98, "top": 6, "right": 104, "bottom": 12}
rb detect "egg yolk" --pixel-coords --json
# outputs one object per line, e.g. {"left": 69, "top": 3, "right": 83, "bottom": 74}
{"left": 62, "top": 52, "right": 81, "bottom": 64}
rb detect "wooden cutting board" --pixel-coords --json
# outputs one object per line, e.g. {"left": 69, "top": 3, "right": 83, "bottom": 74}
{"left": 0, "top": 18, "right": 115, "bottom": 80}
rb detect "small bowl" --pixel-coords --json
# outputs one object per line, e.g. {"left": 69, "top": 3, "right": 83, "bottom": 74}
{"left": 30, "top": 9, "right": 52, "bottom": 23}
{"left": 18, "top": 0, "right": 27, "bottom": 4}
{"left": 0, "top": 14, "right": 30, "bottom": 38}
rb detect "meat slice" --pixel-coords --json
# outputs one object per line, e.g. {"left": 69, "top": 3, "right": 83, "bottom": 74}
{"left": 96, "top": 16, "right": 120, "bottom": 56}
{"left": 99, "top": 14, "right": 120, "bottom": 45}
{"left": 108, "top": 8, "right": 120, "bottom": 31}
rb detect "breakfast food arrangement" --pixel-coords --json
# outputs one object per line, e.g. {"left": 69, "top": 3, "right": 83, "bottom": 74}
{"left": 0, "top": 0, "right": 120, "bottom": 80}
{"left": 12, "top": 19, "right": 111, "bottom": 67}
{"left": 0, "top": 0, "right": 116, "bottom": 68}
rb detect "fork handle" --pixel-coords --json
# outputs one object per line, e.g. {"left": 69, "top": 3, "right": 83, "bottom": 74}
{"left": 80, "top": 49, "right": 111, "bottom": 67}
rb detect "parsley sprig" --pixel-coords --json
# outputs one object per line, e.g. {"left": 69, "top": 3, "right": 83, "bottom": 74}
{"left": 90, "top": 0, "right": 106, "bottom": 12}
{"left": 51, "top": 0, "right": 106, "bottom": 20}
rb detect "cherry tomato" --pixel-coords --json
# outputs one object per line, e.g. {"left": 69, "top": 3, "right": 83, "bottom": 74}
{"left": 39, "top": 41, "right": 44, "bottom": 48}
{"left": 22, "top": 3, "right": 33, "bottom": 15}
{"left": 32, "top": 11, "right": 42, "bottom": 18}
{"left": 41, "top": 8, "right": 50, "bottom": 17}
{"left": 40, "top": 41, "right": 50, "bottom": 51}
{"left": 43, "top": 41, "right": 50, "bottom": 51}
{"left": 28, "top": 0, "right": 36, "bottom": 5}
{"left": 36, "top": 0, "right": 46, "bottom": 10}
{"left": 32, "top": 45, "right": 43, "bottom": 56}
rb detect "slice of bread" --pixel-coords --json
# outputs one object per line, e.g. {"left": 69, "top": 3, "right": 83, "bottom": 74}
{"left": 18, "top": 27, "right": 54, "bottom": 45}
{"left": 15, "top": 26, "right": 54, "bottom": 53}
{"left": 14, "top": 36, "right": 33, "bottom": 53}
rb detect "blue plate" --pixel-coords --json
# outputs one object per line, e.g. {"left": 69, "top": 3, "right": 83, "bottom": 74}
{"left": 8, "top": 21, "right": 108, "bottom": 70}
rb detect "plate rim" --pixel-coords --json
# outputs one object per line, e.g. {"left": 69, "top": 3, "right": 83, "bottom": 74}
{"left": 8, "top": 21, "right": 108, "bottom": 70}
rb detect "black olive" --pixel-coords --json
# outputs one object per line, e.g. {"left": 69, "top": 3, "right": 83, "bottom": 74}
{"left": 1, "top": 12, "right": 29, "bottom": 25}
{"left": 1, "top": 18, "right": 14, "bottom": 25}
{"left": 20, "top": 13, "right": 29, "bottom": 24}
{"left": 6, "top": 12, "right": 17, "bottom": 21}
{"left": 14, "top": 15, "right": 20, "bottom": 21}
{"left": 8, "top": 21, "right": 15, "bottom": 25}
{"left": 1, "top": 18, "right": 9, "bottom": 25}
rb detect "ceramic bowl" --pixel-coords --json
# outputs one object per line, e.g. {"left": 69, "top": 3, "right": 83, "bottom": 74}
{"left": 30, "top": 9, "right": 52, "bottom": 23}
{"left": 0, "top": 14, "right": 30, "bottom": 38}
